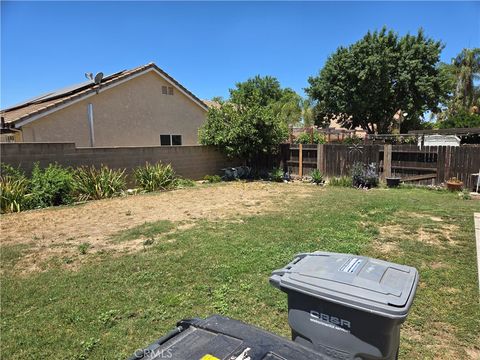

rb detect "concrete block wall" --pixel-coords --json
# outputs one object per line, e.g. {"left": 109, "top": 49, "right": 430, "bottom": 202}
{"left": 0, "top": 143, "right": 236, "bottom": 180}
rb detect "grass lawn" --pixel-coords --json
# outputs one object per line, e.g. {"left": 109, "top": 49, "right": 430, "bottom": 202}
{"left": 1, "top": 185, "right": 479, "bottom": 359}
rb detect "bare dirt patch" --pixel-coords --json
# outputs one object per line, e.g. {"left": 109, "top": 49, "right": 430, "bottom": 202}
{"left": 371, "top": 239, "right": 400, "bottom": 255}
{"left": 466, "top": 347, "right": 480, "bottom": 360}
{"left": 1, "top": 182, "right": 317, "bottom": 273}
{"left": 429, "top": 262, "right": 447, "bottom": 270}
{"left": 398, "top": 211, "right": 444, "bottom": 222}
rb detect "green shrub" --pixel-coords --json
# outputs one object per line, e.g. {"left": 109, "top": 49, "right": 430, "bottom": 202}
{"left": 1, "top": 164, "right": 25, "bottom": 179}
{"left": 203, "top": 175, "right": 222, "bottom": 183}
{"left": 398, "top": 136, "right": 417, "bottom": 144}
{"left": 310, "top": 169, "right": 324, "bottom": 185}
{"left": 0, "top": 174, "right": 31, "bottom": 213}
{"left": 295, "top": 132, "right": 326, "bottom": 144}
{"left": 328, "top": 176, "right": 352, "bottom": 187}
{"left": 133, "top": 162, "right": 176, "bottom": 192}
{"left": 176, "top": 178, "right": 196, "bottom": 188}
{"left": 269, "top": 168, "right": 284, "bottom": 182}
{"left": 460, "top": 189, "right": 472, "bottom": 200}
{"left": 30, "top": 163, "right": 75, "bottom": 208}
{"left": 342, "top": 135, "right": 363, "bottom": 144}
{"left": 74, "top": 165, "right": 127, "bottom": 200}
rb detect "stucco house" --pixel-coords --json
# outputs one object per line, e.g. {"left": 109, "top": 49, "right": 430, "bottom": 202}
{"left": 0, "top": 63, "right": 208, "bottom": 146}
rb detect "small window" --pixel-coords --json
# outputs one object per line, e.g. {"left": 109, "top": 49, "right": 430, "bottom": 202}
{"left": 160, "top": 135, "right": 171, "bottom": 146}
{"left": 168, "top": 86, "right": 174, "bottom": 95}
{"left": 172, "top": 135, "right": 182, "bottom": 145}
{"left": 162, "top": 86, "right": 168, "bottom": 95}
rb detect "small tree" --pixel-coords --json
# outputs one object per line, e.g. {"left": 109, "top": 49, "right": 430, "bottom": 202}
{"left": 200, "top": 76, "right": 292, "bottom": 161}
{"left": 199, "top": 96, "right": 288, "bottom": 162}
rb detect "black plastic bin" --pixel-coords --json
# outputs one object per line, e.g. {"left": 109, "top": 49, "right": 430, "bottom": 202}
{"left": 270, "top": 252, "right": 419, "bottom": 360}
{"left": 128, "top": 315, "right": 325, "bottom": 360}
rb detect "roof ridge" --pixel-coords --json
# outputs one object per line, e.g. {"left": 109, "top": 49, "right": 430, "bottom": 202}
{"left": 1, "top": 62, "right": 207, "bottom": 125}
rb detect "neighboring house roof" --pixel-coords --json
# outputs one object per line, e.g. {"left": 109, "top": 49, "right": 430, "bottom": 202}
{"left": 328, "top": 118, "right": 366, "bottom": 133}
{"left": 202, "top": 100, "right": 221, "bottom": 109}
{"left": 1, "top": 63, "right": 208, "bottom": 127}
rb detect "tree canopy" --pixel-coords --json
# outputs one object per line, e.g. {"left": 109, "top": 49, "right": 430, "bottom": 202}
{"left": 438, "top": 109, "right": 480, "bottom": 129}
{"left": 449, "top": 48, "right": 480, "bottom": 111}
{"left": 306, "top": 27, "right": 449, "bottom": 133}
{"left": 199, "top": 76, "right": 294, "bottom": 161}
{"left": 436, "top": 48, "right": 480, "bottom": 127}
{"left": 229, "top": 75, "right": 303, "bottom": 126}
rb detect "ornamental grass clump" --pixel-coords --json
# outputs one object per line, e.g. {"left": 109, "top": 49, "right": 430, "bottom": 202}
{"left": 0, "top": 173, "right": 30, "bottom": 213}
{"left": 310, "top": 169, "right": 324, "bottom": 185}
{"left": 74, "top": 165, "right": 127, "bottom": 200}
{"left": 133, "top": 162, "right": 177, "bottom": 192}
{"left": 328, "top": 176, "right": 352, "bottom": 187}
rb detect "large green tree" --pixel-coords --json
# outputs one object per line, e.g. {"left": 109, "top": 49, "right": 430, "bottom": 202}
{"left": 306, "top": 28, "right": 449, "bottom": 133}
{"left": 199, "top": 76, "right": 291, "bottom": 161}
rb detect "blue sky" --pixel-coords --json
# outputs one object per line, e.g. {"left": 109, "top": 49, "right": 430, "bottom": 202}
{"left": 1, "top": 1, "right": 479, "bottom": 108}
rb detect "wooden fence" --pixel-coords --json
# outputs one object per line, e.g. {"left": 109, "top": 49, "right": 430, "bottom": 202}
{"left": 284, "top": 144, "right": 480, "bottom": 190}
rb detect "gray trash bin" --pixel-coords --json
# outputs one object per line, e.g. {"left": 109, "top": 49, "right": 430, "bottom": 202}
{"left": 270, "top": 251, "right": 419, "bottom": 360}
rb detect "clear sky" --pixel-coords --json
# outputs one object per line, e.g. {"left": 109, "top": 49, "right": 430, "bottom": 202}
{"left": 1, "top": 1, "right": 479, "bottom": 108}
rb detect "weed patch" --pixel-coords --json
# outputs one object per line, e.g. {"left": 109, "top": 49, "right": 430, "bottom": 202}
{"left": 110, "top": 220, "right": 174, "bottom": 242}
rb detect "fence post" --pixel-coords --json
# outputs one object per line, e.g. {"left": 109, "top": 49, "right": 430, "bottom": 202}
{"left": 280, "top": 143, "right": 290, "bottom": 173}
{"left": 317, "top": 144, "right": 325, "bottom": 174}
{"left": 383, "top": 144, "right": 392, "bottom": 179}
{"left": 299, "top": 143, "right": 303, "bottom": 178}
{"left": 444, "top": 146, "right": 451, "bottom": 181}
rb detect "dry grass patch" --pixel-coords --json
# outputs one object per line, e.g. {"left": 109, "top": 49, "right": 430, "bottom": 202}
{"left": 370, "top": 240, "right": 400, "bottom": 255}
{"left": 466, "top": 347, "right": 480, "bottom": 360}
{"left": 375, "top": 212, "right": 460, "bottom": 249}
{"left": 403, "top": 321, "right": 478, "bottom": 359}
{"left": 0, "top": 182, "right": 317, "bottom": 273}
{"left": 428, "top": 262, "right": 447, "bottom": 270}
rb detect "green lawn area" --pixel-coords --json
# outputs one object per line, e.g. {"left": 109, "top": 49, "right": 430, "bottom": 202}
{"left": 1, "top": 185, "right": 479, "bottom": 359}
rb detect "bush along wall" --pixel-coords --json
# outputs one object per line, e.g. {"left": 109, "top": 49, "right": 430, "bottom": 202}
{"left": 0, "top": 162, "right": 191, "bottom": 214}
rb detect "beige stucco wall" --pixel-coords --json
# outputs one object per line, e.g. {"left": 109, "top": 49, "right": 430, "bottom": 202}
{"left": 20, "top": 70, "right": 207, "bottom": 146}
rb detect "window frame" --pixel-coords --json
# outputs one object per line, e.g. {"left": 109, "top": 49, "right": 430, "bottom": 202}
{"left": 160, "top": 134, "right": 182, "bottom": 146}
{"left": 160, "top": 134, "right": 171, "bottom": 146}
{"left": 171, "top": 135, "right": 182, "bottom": 145}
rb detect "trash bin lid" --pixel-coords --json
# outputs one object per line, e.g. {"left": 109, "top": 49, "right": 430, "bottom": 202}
{"left": 270, "top": 252, "right": 419, "bottom": 318}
